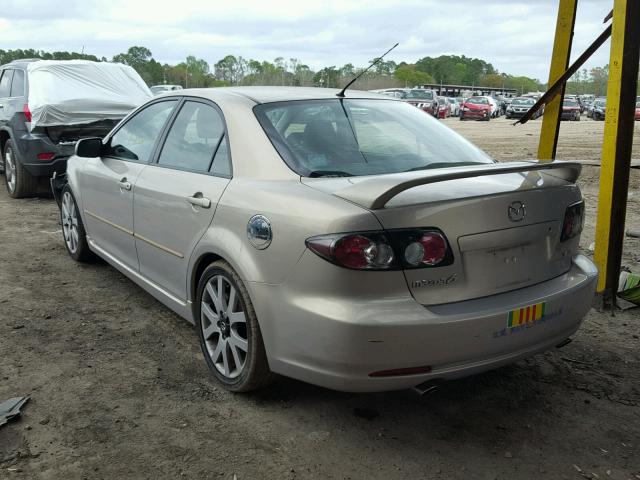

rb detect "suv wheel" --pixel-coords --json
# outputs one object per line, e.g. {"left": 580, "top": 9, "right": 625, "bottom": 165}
{"left": 3, "top": 140, "right": 38, "bottom": 198}
{"left": 61, "top": 186, "right": 95, "bottom": 262}
{"left": 196, "top": 260, "right": 275, "bottom": 392}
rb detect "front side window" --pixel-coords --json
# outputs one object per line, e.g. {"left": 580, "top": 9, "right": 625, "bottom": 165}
{"left": 158, "top": 101, "right": 229, "bottom": 175}
{"left": 107, "top": 100, "right": 177, "bottom": 162}
{"left": 255, "top": 99, "right": 493, "bottom": 177}
{"left": 10, "top": 70, "right": 25, "bottom": 97}
{"left": 0, "top": 70, "right": 14, "bottom": 98}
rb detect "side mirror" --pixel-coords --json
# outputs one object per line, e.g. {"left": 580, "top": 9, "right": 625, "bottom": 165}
{"left": 75, "top": 137, "right": 103, "bottom": 158}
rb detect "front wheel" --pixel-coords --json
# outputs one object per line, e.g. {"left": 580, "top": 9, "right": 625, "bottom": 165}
{"left": 197, "top": 261, "right": 275, "bottom": 392}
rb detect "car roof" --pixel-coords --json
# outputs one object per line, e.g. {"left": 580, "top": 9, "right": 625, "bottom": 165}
{"left": 1, "top": 59, "right": 39, "bottom": 69}
{"left": 164, "top": 86, "right": 390, "bottom": 104}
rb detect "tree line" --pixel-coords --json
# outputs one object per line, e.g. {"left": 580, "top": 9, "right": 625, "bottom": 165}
{"left": 0, "top": 46, "right": 617, "bottom": 95}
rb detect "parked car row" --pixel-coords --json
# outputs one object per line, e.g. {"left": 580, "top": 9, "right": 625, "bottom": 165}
{"left": 1, "top": 60, "right": 599, "bottom": 395}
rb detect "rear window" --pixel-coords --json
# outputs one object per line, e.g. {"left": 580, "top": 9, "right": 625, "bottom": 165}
{"left": 254, "top": 99, "right": 493, "bottom": 177}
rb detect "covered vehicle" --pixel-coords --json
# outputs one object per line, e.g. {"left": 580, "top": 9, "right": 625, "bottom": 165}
{"left": 401, "top": 89, "right": 438, "bottom": 117}
{"left": 55, "top": 87, "right": 597, "bottom": 393}
{"left": 0, "top": 59, "right": 151, "bottom": 197}
{"left": 505, "top": 97, "right": 539, "bottom": 119}
{"left": 561, "top": 98, "right": 581, "bottom": 121}
{"left": 460, "top": 96, "right": 492, "bottom": 121}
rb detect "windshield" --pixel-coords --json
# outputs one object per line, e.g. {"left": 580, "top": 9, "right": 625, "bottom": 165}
{"left": 254, "top": 99, "right": 494, "bottom": 177}
{"left": 511, "top": 98, "right": 534, "bottom": 106}
{"left": 595, "top": 100, "right": 606, "bottom": 107}
{"left": 403, "top": 90, "right": 433, "bottom": 100}
{"left": 151, "top": 86, "right": 168, "bottom": 93}
{"left": 563, "top": 100, "right": 578, "bottom": 107}
{"left": 467, "top": 97, "right": 488, "bottom": 105}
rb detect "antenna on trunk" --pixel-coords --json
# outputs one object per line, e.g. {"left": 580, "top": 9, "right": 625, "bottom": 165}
{"left": 336, "top": 43, "right": 399, "bottom": 98}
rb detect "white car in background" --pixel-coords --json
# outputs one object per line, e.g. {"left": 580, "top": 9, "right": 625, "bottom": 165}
{"left": 448, "top": 98, "right": 460, "bottom": 117}
{"left": 486, "top": 97, "right": 500, "bottom": 118}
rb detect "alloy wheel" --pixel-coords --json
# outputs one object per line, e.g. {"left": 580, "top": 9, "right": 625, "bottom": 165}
{"left": 5, "top": 148, "right": 16, "bottom": 194}
{"left": 201, "top": 275, "right": 248, "bottom": 379}
{"left": 61, "top": 191, "right": 80, "bottom": 254}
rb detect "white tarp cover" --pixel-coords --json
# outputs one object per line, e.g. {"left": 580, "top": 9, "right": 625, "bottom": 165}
{"left": 27, "top": 60, "right": 152, "bottom": 130}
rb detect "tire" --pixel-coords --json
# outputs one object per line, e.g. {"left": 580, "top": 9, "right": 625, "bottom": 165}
{"left": 196, "top": 260, "right": 275, "bottom": 392}
{"left": 3, "top": 140, "right": 38, "bottom": 198}
{"left": 60, "top": 186, "right": 95, "bottom": 262}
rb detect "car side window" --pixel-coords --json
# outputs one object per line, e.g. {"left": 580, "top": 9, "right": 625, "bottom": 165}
{"left": 158, "top": 101, "right": 229, "bottom": 175}
{"left": 210, "top": 134, "right": 231, "bottom": 177}
{"left": 0, "top": 70, "right": 13, "bottom": 98}
{"left": 10, "top": 70, "right": 25, "bottom": 97}
{"left": 106, "top": 100, "right": 177, "bottom": 163}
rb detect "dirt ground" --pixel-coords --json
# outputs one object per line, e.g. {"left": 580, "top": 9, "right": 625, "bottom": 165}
{"left": 1, "top": 116, "right": 639, "bottom": 480}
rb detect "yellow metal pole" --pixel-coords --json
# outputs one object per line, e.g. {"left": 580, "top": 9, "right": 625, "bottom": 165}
{"left": 537, "top": 0, "right": 578, "bottom": 161}
{"left": 593, "top": 0, "right": 640, "bottom": 301}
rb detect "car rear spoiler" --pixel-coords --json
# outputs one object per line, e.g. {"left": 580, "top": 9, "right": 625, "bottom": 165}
{"left": 334, "top": 161, "right": 582, "bottom": 210}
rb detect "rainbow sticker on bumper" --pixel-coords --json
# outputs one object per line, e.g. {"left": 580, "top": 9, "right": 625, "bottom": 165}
{"left": 508, "top": 302, "right": 546, "bottom": 328}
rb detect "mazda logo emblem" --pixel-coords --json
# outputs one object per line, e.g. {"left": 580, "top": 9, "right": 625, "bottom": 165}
{"left": 508, "top": 201, "right": 526, "bottom": 222}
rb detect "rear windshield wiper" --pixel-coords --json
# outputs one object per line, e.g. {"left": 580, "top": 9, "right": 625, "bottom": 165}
{"left": 307, "top": 170, "right": 354, "bottom": 178}
{"left": 405, "top": 161, "right": 483, "bottom": 172}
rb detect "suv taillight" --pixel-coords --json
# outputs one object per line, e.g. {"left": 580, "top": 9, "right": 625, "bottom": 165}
{"left": 306, "top": 229, "right": 453, "bottom": 271}
{"left": 561, "top": 201, "right": 585, "bottom": 241}
{"left": 23, "top": 104, "right": 32, "bottom": 122}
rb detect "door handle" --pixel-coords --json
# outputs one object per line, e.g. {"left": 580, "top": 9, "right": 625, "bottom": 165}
{"left": 186, "top": 193, "right": 211, "bottom": 209}
{"left": 118, "top": 178, "right": 132, "bottom": 191}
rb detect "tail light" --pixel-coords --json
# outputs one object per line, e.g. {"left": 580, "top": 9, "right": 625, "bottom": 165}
{"left": 306, "top": 233, "right": 395, "bottom": 270}
{"left": 37, "top": 152, "right": 55, "bottom": 161}
{"left": 561, "top": 201, "right": 585, "bottom": 241}
{"left": 306, "top": 229, "right": 453, "bottom": 271}
{"left": 23, "top": 104, "right": 32, "bottom": 122}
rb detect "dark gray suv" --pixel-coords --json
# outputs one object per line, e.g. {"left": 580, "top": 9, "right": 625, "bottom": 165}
{"left": 0, "top": 59, "right": 118, "bottom": 197}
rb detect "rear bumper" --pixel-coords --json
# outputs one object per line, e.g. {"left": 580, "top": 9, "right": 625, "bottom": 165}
{"left": 250, "top": 254, "right": 598, "bottom": 392}
{"left": 14, "top": 132, "right": 75, "bottom": 177}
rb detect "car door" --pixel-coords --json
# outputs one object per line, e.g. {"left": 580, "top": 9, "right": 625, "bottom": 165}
{"left": 133, "top": 99, "right": 232, "bottom": 301}
{"left": 80, "top": 99, "right": 178, "bottom": 270}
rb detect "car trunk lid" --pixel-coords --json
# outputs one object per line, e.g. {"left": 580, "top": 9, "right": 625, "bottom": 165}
{"left": 302, "top": 161, "right": 583, "bottom": 305}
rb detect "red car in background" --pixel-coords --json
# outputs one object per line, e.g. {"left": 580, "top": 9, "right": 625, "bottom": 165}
{"left": 460, "top": 96, "right": 492, "bottom": 121}
{"left": 561, "top": 98, "right": 581, "bottom": 121}
{"left": 400, "top": 89, "right": 438, "bottom": 117}
{"left": 436, "top": 97, "right": 451, "bottom": 119}
{"left": 635, "top": 102, "right": 640, "bottom": 120}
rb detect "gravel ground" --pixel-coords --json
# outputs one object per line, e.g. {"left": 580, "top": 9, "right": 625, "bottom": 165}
{"left": 0, "top": 115, "right": 639, "bottom": 480}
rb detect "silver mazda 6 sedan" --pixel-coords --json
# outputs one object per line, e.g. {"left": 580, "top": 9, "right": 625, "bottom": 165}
{"left": 54, "top": 87, "right": 598, "bottom": 393}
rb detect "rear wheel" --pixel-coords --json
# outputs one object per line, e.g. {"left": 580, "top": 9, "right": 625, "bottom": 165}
{"left": 3, "top": 140, "right": 38, "bottom": 198}
{"left": 197, "top": 261, "right": 275, "bottom": 392}
{"left": 61, "top": 186, "right": 95, "bottom": 262}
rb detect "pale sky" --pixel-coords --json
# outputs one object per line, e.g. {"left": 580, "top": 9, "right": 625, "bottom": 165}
{"left": 0, "top": 0, "right": 612, "bottom": 81}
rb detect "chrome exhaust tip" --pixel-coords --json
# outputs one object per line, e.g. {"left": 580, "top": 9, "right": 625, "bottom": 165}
{"left": 412, "top": 379, "right": 443, "bottom": 397}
